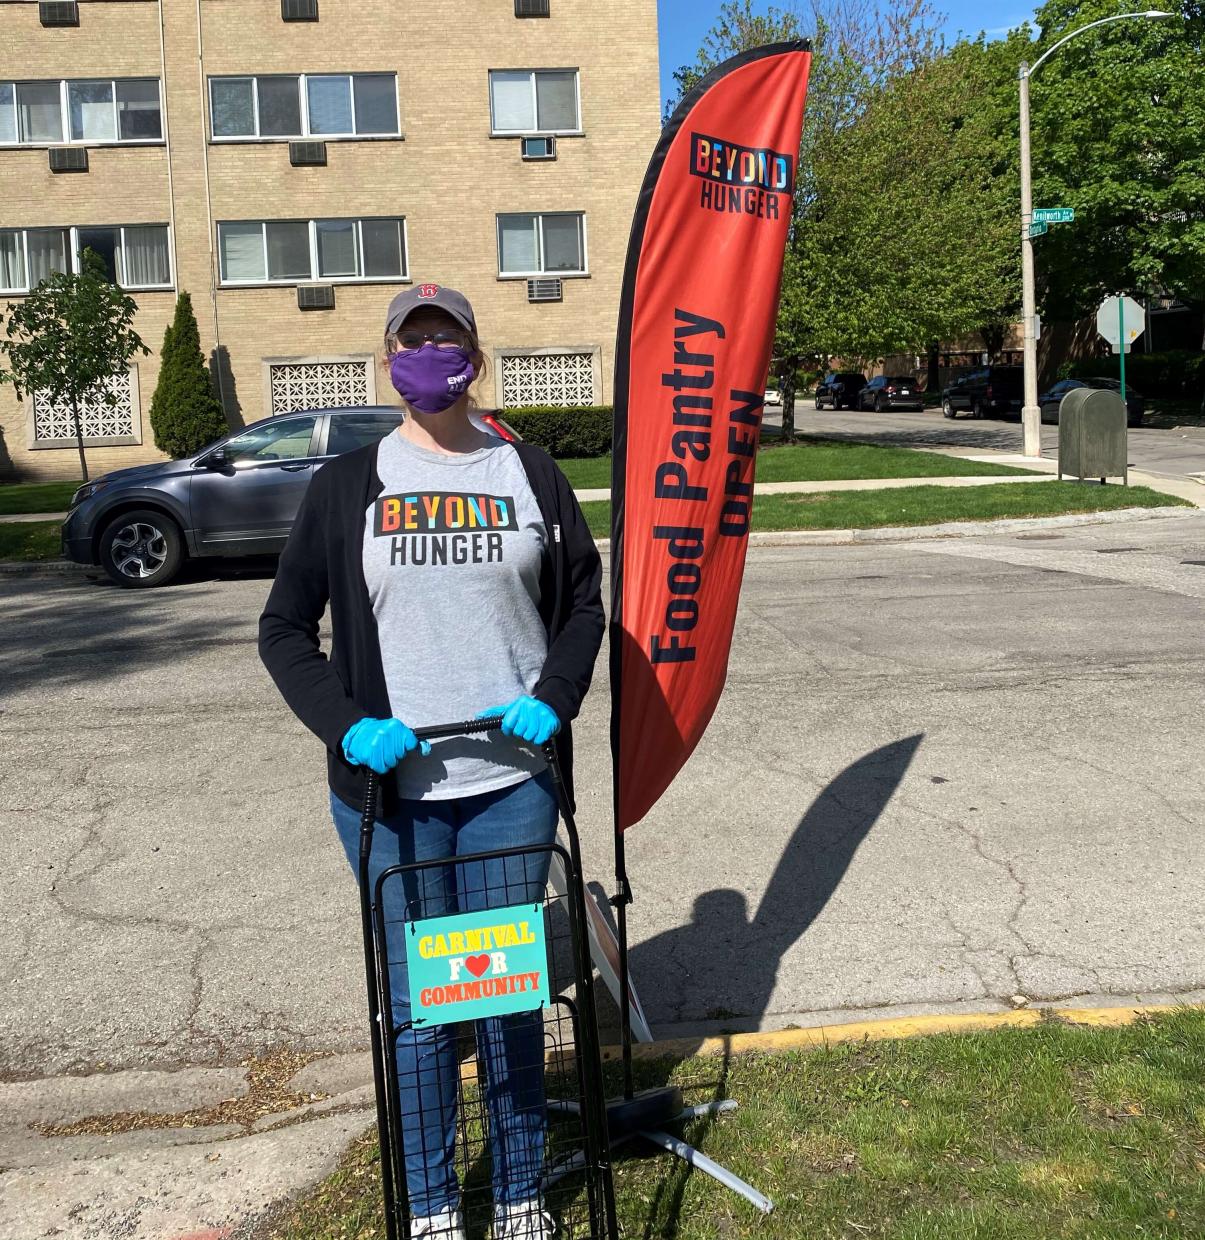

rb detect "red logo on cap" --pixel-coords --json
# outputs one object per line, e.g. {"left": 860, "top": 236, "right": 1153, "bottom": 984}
{"left": 418, "top": 284, "right": 439, "bottom": 298}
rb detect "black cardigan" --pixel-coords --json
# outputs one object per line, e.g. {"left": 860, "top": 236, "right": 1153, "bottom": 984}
{"left": 258, "top": 437, "right": 604, "bottom": 814}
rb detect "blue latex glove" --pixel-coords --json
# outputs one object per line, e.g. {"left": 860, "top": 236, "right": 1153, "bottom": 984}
{"left": 342, "top": 717, "right": 430, "bottom": 774}
{"left": 478, "top": 696, "right": 560, "bottom": 746}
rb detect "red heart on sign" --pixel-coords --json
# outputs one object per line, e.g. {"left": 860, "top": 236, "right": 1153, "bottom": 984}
{"left": 465, "top": 955, "right": 490, "bottom": 978}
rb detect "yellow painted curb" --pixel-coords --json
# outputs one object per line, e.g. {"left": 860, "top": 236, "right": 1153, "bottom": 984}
{"left": 601, "top": 1002, "right": 1199, "bottom": 1062}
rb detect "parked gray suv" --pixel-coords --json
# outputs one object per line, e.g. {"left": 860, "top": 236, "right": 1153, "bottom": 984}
{"left": 64, "top": 406, "right": 483, "bottom": 587}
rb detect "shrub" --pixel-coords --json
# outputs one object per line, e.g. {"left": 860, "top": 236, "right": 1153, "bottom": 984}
{"left": 499, "top": 405, "right": 612, "bottom": 457}
{"left": 1064, "top": 349, "right": 1204, "bottom": 399}
{"left": 150, "top": 292, "right": 229, "bottom": 458}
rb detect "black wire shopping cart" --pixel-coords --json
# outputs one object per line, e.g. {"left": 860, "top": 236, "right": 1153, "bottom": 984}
{"left": 356, "top": 716, "right": 618, "bottom": 1240}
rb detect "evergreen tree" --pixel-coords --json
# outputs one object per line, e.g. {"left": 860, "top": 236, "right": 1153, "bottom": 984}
{"left": 149, "top": 292, "right": 228, "bottom": 458}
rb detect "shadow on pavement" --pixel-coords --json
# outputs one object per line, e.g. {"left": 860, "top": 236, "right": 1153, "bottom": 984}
{"left": 0, "top": 556, "right": 279, "bottom": 700}
{"left": 798, "top": 423, "right": 1026, "bottom": 453}
{"left": 603, "top": 734, "right": 924, "bottom": 1236}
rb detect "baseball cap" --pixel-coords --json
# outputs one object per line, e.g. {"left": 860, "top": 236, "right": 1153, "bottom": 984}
{"left": 385, "top": 284, "right": 477, "bottom": 338}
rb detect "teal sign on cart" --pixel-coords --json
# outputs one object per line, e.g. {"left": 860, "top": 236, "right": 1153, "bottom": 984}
{"left": 406, "top": 902, "right": 550, "bottom": 1027}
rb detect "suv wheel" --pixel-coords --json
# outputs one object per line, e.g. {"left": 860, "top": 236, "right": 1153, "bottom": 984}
{"left": 874, "top": 394, "right": 885, "bottom": 413}
{"left": 972, "top": 399, "right": 986, "bottom": 419}
{"left": 99, "top": 509, "right": 185, "bottom": 588}
{"left": 942, "top": 398, "right": 956, "bottom": 419}
{"left": 816, "top": 393, "right": 827, "bottom": 410}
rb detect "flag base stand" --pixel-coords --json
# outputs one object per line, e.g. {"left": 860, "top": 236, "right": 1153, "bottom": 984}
{"left": 546, "top": 1096, "right": 772, "bottom": 1214}
{"left": 546, "top": 828, "right": 774, "bottom": 1215}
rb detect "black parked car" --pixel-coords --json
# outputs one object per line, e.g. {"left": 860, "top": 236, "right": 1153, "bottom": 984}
{"left": 814, "top": 372, "right": 866, "bottom": 410}
{"left": 941, "top": 366, "right": 1023, "bottom": 419}
{"left": 856, "top": 375, "right": 923, "bottom": 412}
{"left": 61, "top": 406, "right": 518, "bottom": 588}
{"left": 1039, "top": 377, "right": 1144, "bottom": 427}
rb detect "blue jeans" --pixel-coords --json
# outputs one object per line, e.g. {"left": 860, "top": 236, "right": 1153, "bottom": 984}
{"left": 330, "top": 772, "right": 559, "bottom": 1217}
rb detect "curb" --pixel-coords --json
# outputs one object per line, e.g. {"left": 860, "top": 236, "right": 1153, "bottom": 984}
{"left": 0, "top": 558, "right": 92, "bottom": 575}
{"left": 592, "top": 504, "right": 1196, "bottom": 551}
{"left": 599, "top": 1001, "right": 1200, "bottom": 1063}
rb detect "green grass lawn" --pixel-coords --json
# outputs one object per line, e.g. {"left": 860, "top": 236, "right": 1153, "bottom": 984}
{"left": 258, "top": 1008, "right": 1205, "bottom": 1240}
{"left": 0, "top": 520, "right": 63, "bottom": 561}
{"left": 556, "top": 442, "right": 1035, "bottom": 491}
{"left": 578, "top": 481, "right": 1186, "bottom": 540}
{"left": 0, "top": 479, "right": 80, "bottom": 514}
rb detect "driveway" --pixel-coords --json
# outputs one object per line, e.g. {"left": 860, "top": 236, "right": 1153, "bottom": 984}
{"left": 778, "top": 401, "right": 1205, "bottom": 479}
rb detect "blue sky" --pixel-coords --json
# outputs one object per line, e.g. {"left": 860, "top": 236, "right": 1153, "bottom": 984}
{"left": 656, "top": 1, "right": 1041, "bottom": 104}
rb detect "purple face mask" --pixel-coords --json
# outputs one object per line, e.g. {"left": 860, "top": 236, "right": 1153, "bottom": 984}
{"left": 389, "top": 343, "right": 476, "bottom": 413}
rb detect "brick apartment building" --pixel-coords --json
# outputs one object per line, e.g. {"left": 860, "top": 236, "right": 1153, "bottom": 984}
{"left": 0, "top": 0, "right": 660, "bottom": 480}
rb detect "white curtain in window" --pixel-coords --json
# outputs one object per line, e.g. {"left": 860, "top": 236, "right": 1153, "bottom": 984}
{"left": 490, "top": 72, "right": 534, "bottom": 132}
{"left": 498, "top": 215, "right": 538, "bottom": 273}
{"left": 0, "top": 232, "right": 25, "bottom": 291}
{"left": 69, "top": 81, "right": 115, "bottom": 141}
{"left": 0, "top": 84, "right": 17, "bottom": 144}
{"left": 535, "top": 71, "right": 577, "bottom": 130}
{"left": 219, "top": 223, "right": 266, "bottom": 281}
{"left": 316, "top": 220, "right": 358, "bottom": 277}
{"left": 122, "top": 226, "right": 169, "bottom": 287}
{"left": 307, "top": 77, "right": 353, "bottom": 134}
{"left": 26, "top": 229, "right": 68, "bottom": 285}
{"left": 17, "top": 82, "right": 62, "bottom": 142}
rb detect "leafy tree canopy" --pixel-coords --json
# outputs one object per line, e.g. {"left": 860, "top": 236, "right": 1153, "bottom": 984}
{"left": 0, "top": 249, "right": 148, "bottom": 481}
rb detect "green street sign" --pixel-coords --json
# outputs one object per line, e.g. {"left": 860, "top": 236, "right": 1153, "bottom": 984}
{"left": 1027, "top": 222, "right": 1049, "bottom": 238}
{"left": 1034, "top": 207, "right": 1075, "bottom": 224}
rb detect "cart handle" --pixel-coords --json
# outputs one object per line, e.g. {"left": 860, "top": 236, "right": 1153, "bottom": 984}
{"left": 413, "top": 714, "right": 504, "bottom": 742}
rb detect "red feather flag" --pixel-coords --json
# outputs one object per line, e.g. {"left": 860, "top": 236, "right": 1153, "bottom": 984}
{"left": 610, "top": 43, "right": 812, "bottom": 831}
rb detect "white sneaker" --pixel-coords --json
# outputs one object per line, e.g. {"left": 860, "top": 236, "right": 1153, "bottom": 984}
{"left": 493, "top": 1200, "right": 556, "bottom": 1239}
{"left": 410, "top": 1207, "right": 467, "bottom": 1239}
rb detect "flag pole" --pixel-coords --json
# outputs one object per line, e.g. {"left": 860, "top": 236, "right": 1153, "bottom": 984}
{"left": 611, "top": 827, "right": 635, "bottom": 1100}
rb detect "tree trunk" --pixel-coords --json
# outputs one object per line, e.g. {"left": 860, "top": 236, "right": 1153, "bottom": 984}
{"left": 780, "top": 367, "right": 796, "bottom": 443}
{"left": 72, "top": 396, "right": 89, "bottom": 483}
{"left": 926, "top": 342, "right": 940, "bottom": 395}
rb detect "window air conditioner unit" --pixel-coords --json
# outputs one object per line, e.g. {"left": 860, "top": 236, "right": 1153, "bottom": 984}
{"left": 289, "top": 140, "right": 327, "bottom": 166}
{"left": 521, "top": 136, "right": 556, "bottom": 161}
{"left": 297, "top": 284, "right": 335, "bottom": 311}
{"left": 39, "top": 1, "right": 79, "bottom": 27}
{"left": 527, "top": 278, "right": 562, "bottom": 303}
{"left": 514, "top": 0, "right": 550, "bottom": 16}
{"left": 49, "top": 146, "right": 88, "bottom": 173}
{"left": 281, "top": 0, "right": 319, "bottom": 20}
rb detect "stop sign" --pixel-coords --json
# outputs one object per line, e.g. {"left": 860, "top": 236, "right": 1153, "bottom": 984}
{"left": 1096, "top": 295, "right": 1145, "bottom": 349}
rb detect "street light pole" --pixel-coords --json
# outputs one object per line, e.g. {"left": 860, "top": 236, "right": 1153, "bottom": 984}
{"left": 1017, "top": 10, "right": 1172, "bottom": 459}
{"left": 1019, "top": 62, "right": 1040, "bottom": 456}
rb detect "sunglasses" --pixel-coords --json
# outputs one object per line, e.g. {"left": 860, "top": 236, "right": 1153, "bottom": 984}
{"left": 394, "top": 328, "right": 471, "bottom": 352}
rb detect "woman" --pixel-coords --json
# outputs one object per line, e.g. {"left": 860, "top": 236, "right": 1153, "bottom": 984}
{"left": 258, "top": 284, "right": 604, "bottom": 1240}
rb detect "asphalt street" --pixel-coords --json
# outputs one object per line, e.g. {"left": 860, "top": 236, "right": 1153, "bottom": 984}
{"left": 3, "top": 515, "right": 1204, "bottom": 1082}
{"left": 778, "top": 400, "right": 1205, "bottom": 479}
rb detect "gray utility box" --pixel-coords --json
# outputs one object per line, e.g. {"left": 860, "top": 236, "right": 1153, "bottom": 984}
{"left": 1057, "top": 386, "right": 1128, "bottom": 485}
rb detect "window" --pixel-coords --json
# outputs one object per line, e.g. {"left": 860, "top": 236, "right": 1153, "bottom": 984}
{"left": 208, "top": 73, "right": 398, "bottom": 139}
{"left": 0, "top": 225, "right": 171, "bottom": 293}
{"left": 225, "top": 416, "right": 317, "bottom": 463}
{"left": 327, "top": 412, "right": 404, "bottom": 455}
{"left": 489, "top": 70, "right": 579, "bottom": 134}
{"left": 0, "top": 79, "right": 161, "bottom": 145}
{"left": 218, "top": 218, "right": 407, "bottom": 285}
{"left": 497, "top": 213, "right": 586, "bottom": 276}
